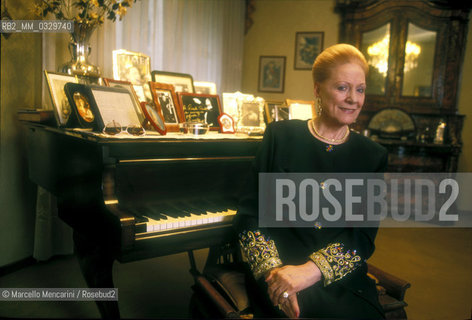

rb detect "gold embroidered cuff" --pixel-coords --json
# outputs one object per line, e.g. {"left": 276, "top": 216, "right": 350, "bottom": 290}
{"left": 239, "top": 230, "right": 283, "bottom": 279}
{"left": 309, "top": 251, "right": 335, "bottom": 286}
{"left": 309, "top": 243, "right": 361, "bottom": 287}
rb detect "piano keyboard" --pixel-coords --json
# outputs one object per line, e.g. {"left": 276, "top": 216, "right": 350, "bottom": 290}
{"left": 142, "top": 209, "right": 236, "bottom": 233}
{"left": 130, "top": 200, "right": 238, "bottom": 236}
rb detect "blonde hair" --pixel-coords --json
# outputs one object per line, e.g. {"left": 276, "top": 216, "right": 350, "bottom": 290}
{"left": 312, "top": 43, "right": 368, "bottom": 84}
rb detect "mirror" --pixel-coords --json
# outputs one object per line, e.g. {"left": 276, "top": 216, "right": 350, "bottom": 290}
{"left": 361, "top": 23, "right": 390, "bottom": 95}
{"left": 401, "top": 23, "right": 436, "bottom": 97}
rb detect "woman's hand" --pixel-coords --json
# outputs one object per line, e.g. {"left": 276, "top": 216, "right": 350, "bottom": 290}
{"left": 278, "top": 293, "right": 300, "bottom": 318}
{"left": 265, "top": 261, "right": 322, "bottom": 316}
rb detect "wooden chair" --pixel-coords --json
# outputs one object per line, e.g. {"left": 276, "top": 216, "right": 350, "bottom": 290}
{"left": 189, "top": 242, "right": 411, "bottom": 319}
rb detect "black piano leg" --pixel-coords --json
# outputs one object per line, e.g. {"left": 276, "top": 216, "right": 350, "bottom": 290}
{"left": 73, "top": 231, "right": 121, "bottom": 319}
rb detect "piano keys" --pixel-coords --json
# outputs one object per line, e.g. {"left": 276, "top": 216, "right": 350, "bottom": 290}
{"left": 139, "top": 208, "right": 236, "bottom": 234}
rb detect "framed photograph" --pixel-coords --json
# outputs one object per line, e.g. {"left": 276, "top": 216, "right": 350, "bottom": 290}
{"left": 285, "top": 99, "right": 315, "bottom": 120}
{"left": 64, "top": 83, "right": 143, "bottom": 132}
{"left": 194, "top": 81, "right": 217, "bottom": 95}
{"left": 90, "top": 86, "right": 143, "bottom": 130}
{"left": 218, "top": 113, "right": 235, "bottom": 134}
{"left": 140, "top": 101, "right": 167, "bottom": 135}
{"left": 222, "top": 92, "right": 254, "bottom": 124}
{"left": 264, "top": 100, "right": 285, "bottom": 123}
{"left": 239, "top": 102, "right": 263, "bottom": 126}
{"left": 113, "top": 49, "right": 152, "bottom": 86}
{"left": 258, "top": 56, "right": 286, "bottom": 93}
{"left": 149, "top": 82, "right": 183, "bottom": 132}
{"left": 151, "top": 70, "right": 195, "bottom": 93}
{"left": 64, "top": 83, "right": 100, "bottom": 130}
{"left": 177, "top": 93, "right": 222, "bottom": 130}
{"left": 294, "top": 32, "right": 324, "bottom": 70}
{"left": 44, "top": 70, "right": 78, "bottom": 126}
{"left": 237, "top": 99, "right": 266, "bottom": 134}
{"left": 103, "top": 78, "right": 146, "bottom": 125}
{"left": 112, "top": 49, "right": 153, "bottom": 103}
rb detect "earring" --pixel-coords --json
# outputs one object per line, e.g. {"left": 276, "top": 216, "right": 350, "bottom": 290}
{"left": 316, "top": 97, "right": 323, "bottom": 116}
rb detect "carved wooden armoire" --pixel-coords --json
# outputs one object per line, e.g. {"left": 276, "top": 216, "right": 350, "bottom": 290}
{"left": 335, "top": 0, "right": 470, "bottom": 172}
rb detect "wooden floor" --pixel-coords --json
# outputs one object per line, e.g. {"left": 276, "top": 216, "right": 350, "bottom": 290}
{"left": 0, "top": 227, "right": 471, "bottom": 319}
{"left": 370, "top": 227, "right": 472, "bottom": 320}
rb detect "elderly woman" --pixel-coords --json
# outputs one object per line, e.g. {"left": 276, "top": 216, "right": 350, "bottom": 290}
{"left": 235, "top": 44, "right": 387, "bottom": 319}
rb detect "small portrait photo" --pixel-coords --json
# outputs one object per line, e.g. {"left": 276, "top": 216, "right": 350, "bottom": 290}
{"left": 113, "top": 49, "right": 152, "bottom": 86}
{"left": 44, "top": 71, "right": 79, "bottom": 126}
{"left": 140, "top": 101, "right": 167, "bottom": 135}
{"left": 202, "top": 97, "right": 220, "bottom": 127}
{"left": 277, "top": 105, "right": 290, "bottom": 120}
{"left": 149, "top": 82, "right": 184, "bottom": 132}
{"left": 264, "top": 101, "right": 284, "bottom": 123}
{"left": 73, "top": 92, "right": 94, "bottom": 123}
{"left": 218, "top": 113, "right": 235, "bottom": 133}
{"left": 173, "top": 82, "right": 193, "bottom": 93}
{"left": 177, "top": 93, "right": 222, "bottom": 129}
{"left": 157, "top": 91, "right": 178, "bottom": 124}
{"left": 194, "top": 81, "right": 217, "bottom": 95}
{"left": 240, "top": 102, "right": 261, "bottom": 127}
{"left": 57, "top": 81, "right": 73, "bottom": 121}
{"left": 151, "top": 71, "right": 195, "bottom": 93}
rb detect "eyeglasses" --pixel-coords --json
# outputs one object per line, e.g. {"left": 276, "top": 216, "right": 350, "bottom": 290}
{"left": 102, "top": 121, "right": 146, "bottom": 137}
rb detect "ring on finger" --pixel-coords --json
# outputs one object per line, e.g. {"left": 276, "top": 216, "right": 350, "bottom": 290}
{"left": 282, "top": 291, "right": 289, "bottom": 299}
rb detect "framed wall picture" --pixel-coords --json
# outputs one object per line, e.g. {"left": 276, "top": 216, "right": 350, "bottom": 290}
{"left": 151, "top": 71, "right": 195, "bottom": 93}
{"left": 294, "top": 31, "right": 324, "bottom": 70}
{"left": 258, "top": 56, "right": 286, "bottom": 93}
{"left": 177, "top": 93, "right": 222, "bottom": 130}
{"left": 103, "top": 78, "right": 146, "bottom": 126}
{"left": 44, "top": 70, "right": 78, "bottom": 126}
{"left": 285, "top": 99, "right": 315, "bottom": 120}
{"left": 149, "top": 82, "right": 184, "bottom": 132}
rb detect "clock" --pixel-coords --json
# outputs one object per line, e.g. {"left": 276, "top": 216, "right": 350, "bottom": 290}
{"left": 367, "top": 108, "right": 416, "bottom": 140}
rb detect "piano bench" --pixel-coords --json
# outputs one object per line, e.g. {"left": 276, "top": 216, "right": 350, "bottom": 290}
{"left": 190, "top": 263, "right": 410, "bottom": 319}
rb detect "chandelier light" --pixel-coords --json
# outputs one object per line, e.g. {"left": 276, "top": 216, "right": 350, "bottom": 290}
{"left": 367, "top": 35, "right": 421, "bottom": 75}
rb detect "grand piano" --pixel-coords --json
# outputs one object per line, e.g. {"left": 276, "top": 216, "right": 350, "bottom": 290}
{"left": 24, "top": 123, "right": 261, "bottom": 318}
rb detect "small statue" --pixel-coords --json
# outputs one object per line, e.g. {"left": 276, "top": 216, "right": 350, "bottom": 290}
{"left": 434, "top": 119, "right": 446, "bottom": 144}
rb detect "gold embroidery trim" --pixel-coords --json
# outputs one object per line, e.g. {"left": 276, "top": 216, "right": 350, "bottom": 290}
{"left": 239, "top": 230, "right": 282, "bottom": 279}
{"left": 309, "top": 252, "right": 334, "bottom": 286}
{"left": 309, "top": 242, "right": 361, "bottom": 287}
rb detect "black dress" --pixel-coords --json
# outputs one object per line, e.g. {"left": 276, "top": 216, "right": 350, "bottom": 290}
{"left": 234, "top": 119, "right": 388, "bottom": 319}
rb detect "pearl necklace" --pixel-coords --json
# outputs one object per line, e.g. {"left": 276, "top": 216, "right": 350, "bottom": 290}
{"left": 311, "top": 120, "right": 350, "bottom": 144}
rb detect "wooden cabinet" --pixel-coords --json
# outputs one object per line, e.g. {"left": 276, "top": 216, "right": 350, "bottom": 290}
{"left": 335, "top": 0, "right": 470, "bottom": 172}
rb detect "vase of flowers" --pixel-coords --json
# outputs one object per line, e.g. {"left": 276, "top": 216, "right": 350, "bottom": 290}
{"left": 35, "top": 0, "right": 135, "bottom": 77}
